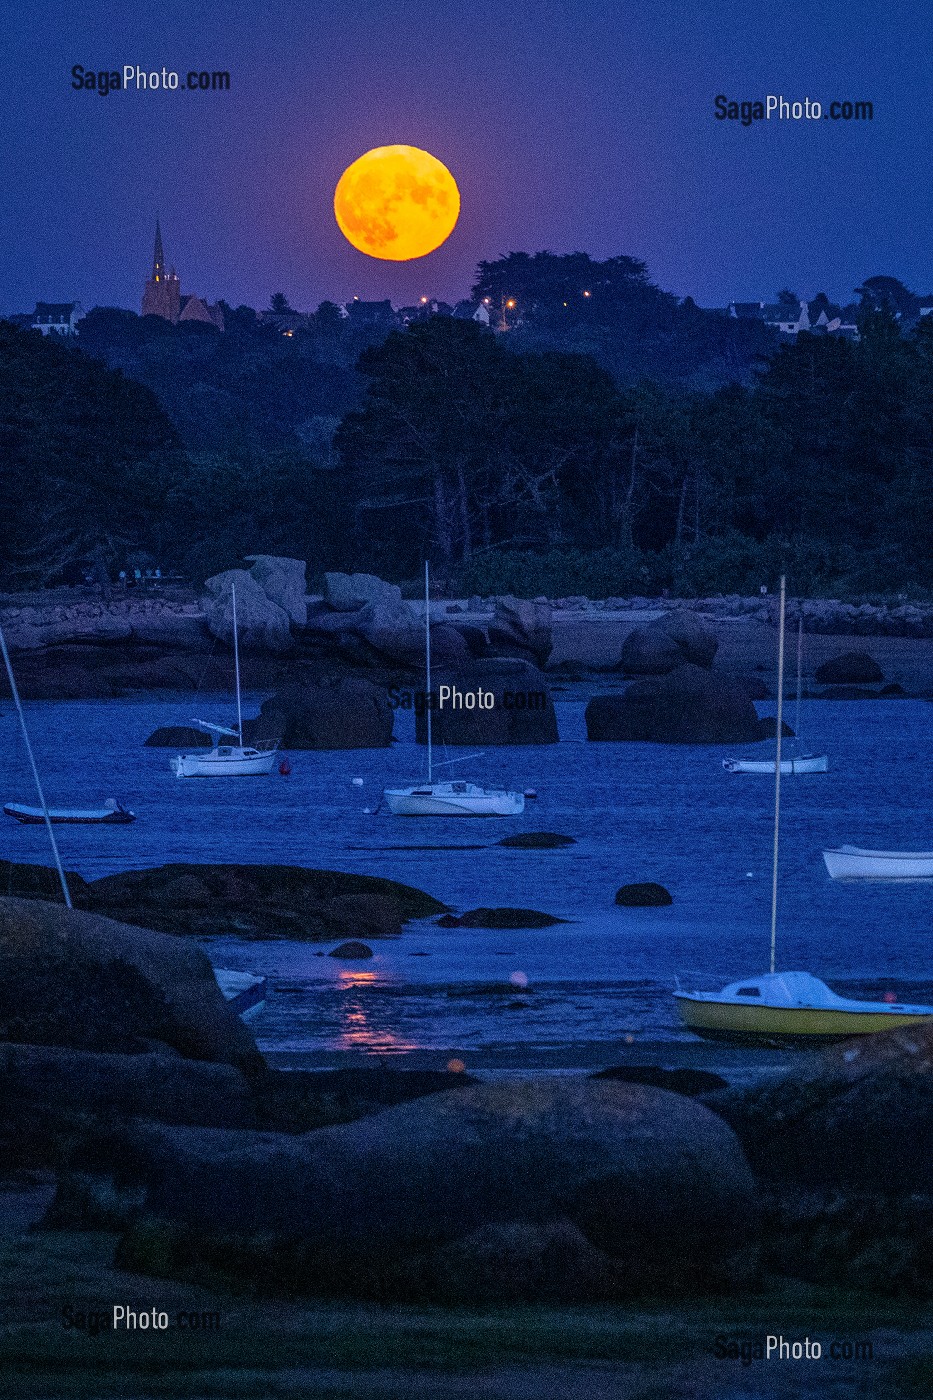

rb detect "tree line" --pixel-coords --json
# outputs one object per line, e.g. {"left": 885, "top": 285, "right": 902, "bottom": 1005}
{"left": 1, "top": 255, "right": 931, "bottom": 596}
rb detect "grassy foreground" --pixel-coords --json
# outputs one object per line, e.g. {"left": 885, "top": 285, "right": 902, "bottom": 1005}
{"left": 1, "top": 1224, "right": 933, "bottom": 1399}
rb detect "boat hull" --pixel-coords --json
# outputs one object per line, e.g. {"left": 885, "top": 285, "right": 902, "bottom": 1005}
{"left": 3, "top": 803, "right": 135, "bottom": 824}
{"left": 724, "top": 754, "right": 828, "bottom": 774}
{"left": 676, "top": 996, "right": 933, "bottom": 1046}
{"left": 171, "top": 749, "right": 277, "bottom": 778}
{"left": 214, "top": 968, "right": 268, "bottom": 1021}
{"left": 384, "top": 788, "right": 525, "bottom": 816}
{"left": 823, "top": 847, "right": 933, "bottom": 880}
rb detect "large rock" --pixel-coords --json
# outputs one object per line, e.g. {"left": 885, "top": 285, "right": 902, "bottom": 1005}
{"left": 0, "top": 1044, "right": 256, "bottom": 1129}
{"left": 708, "top": 1019, "right": 933, "bottom": 1193}
{"left": 128, "top": 615, "right": 210, "bottom": 650}
{"left": 0, "top": 897, "right": 262, "bottom": 1074}
{"left": 242, "top": 679, "right": 393, "bottom": 749}
{"left": 246, "top": 556, "right": 308, "bottom": 626}
{"left": 323, "top": 572, "right": 402, "bottom": 612}
{"left": 586, "top": 665, "right": 761, "bottom": 744}
{"left": 101, "top": 1079, "right": 757, "bottom": 1297}
{"left": 487, "top": 596, "right": 552, "bottom": 668}
{"left": 202, "top": 569, "right": 293, "bottom": 652}
{"left": 619, "top": 614, "right": 718, "bottom": 674}
{"left": 615, "top": 883, "right": 672, "bottom": 907}
{"left": 815, "top": 651, "right": 884, "bottom": 685}
{"left": 356, "top": 597, "right": 423, "bottom": 664}
{"left": 84, "top": 864, "right": 446, "bottom": 940}
{"left": 144, "top": 725, "right": 211, "bottom": 748}
{"left": 437, "top": 907, "right": 566, "bottom": 928}
{"left": 617, "top": 626, "right": 682, "bottom": 675}
{"left": 414, "top": 659, "right": 558, "bottom": 745}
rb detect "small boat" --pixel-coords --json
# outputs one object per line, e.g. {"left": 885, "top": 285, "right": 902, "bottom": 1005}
{"left": 724, "top": 617, "right": 827, "bottom": 775}
{"left": 171, "top": 583, "right": 277, "bottom": 778}
{"left": 676, "top": 575, "right": 933, "bottom": 1045}
{"left": 676, "top": 970, "right": 933, "bottom": 1046}
{"left": 724, "top": 754, "right": 828, "bottom": 774}
{"left": 171, "top": 730, "right": 277, "bottom": 779}
{"left": 383, "top": 563, "right": 525, "bottom": 817}
{"left": 3, "top": 798, "right": 135, "bottom": 824}
{"left": 214, "top": 968, "right": 268, "bottom": 1021}
{"left": 384, "top": 780, "right": 525, "bottom": 816}
{"left": 823, "top": 846, "right": 933, "bottom": 880}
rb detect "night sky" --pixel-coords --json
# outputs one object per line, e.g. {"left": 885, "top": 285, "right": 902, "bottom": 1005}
{"left": 2, "top": 0, "right": 931, "bottom": 316}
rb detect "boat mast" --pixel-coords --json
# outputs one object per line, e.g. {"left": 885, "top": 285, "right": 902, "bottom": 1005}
{"left": 232, "top": 581, "right": 243, "bottom": 743}
{"left": 770, "top": 574, "right": 786, "bottom": 975}
{"left": 0, "top": 623, "right": 72, "bottom": 909}
{"left": 425, "top": 561, "right": 432, "bottom": 783}
{"left": 794, "top": 614, "right": 803, "bottom": 754}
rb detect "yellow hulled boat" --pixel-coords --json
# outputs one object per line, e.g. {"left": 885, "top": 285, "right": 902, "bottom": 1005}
{"left": 675, "top": 576, "right": 933, "bottom": 1049}
{"left": 676, "top": 970, "right": 933, "bottom": 1047}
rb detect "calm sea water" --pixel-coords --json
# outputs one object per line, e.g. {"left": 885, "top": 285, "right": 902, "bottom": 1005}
{"left": 2, "top": 693, "right": 932, "bottom": 1082}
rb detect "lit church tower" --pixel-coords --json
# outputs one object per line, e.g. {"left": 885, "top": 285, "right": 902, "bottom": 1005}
{"left": 141, "top": 219, "right": 222, "bottom": 329}
{"left": 142, "top": 218, "right": 181, "bottom": 322}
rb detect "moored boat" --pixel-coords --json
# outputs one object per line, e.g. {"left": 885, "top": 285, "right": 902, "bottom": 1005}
{"left": 823, "top": 846, "right": 933, "bottom": 880}
{"left": 214, "top": 967, "right": 268, "bottom": 1021}
{"left": 676, "top": 970, "right": 933, "bottom": 1046}
{"left": 724, "top": 754, "right": 828, "bottom": 774}
{"left": 382, "top": 563, "right": 525, "bottom": 817}
{"left": 171, "top": 583, "right": 277, "bottom": 778}
{"left": 3, "top": 798, "right": 135, "bottom": 824}
{"left": 384, "top": 781, "right": 525, "bottom": 816}
{"left": 676, "top": 575, "right": 930, "bottom": 1047}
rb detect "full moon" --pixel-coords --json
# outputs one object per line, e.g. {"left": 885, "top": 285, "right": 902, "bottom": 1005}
{"left": 334, "top": 145, "right": 460, "bottom": 261}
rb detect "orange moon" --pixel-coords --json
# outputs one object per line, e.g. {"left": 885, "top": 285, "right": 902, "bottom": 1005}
{"left": 334, "top": 145, "right": 460, "bottom": 261}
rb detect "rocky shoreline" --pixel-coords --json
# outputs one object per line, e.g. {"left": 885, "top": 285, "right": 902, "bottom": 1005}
{"left": 3, "top": 560, "right": 933, "bottom": 703}
{"left": 2, "top": 887, "right": 933, "bottom": 1315}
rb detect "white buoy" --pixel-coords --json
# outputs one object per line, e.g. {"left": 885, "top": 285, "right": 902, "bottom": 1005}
{"left": 509, "top": 971, "right": 529, "bottom": 988}
{"left": 351, "top": 777, "right": 364, "bottom": 787}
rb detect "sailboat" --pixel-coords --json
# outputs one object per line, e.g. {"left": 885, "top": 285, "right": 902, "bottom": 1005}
{"left": 171, "top": 581, "right": 277, "bottom": 777}
{"left": 723, "top": 616, "right": 828, "bottom": 773}
{"left": 383, "top": 564, "right": 525, "bottom": 817}
{"left": 677, "top": 576, "right": 933, "bottom": 1045}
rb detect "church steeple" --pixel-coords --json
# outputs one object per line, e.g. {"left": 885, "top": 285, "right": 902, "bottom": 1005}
{"left": 153, "top": 218, "right": 165, "bottom": 283}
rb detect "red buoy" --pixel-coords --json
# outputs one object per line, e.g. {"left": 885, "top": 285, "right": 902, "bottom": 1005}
{"left": 279, "top": 757, "right": 292, "bottom": 776}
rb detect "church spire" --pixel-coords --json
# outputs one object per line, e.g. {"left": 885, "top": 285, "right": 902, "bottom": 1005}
{"left": 153, "top": 218, "right": 165, "bottom": 283}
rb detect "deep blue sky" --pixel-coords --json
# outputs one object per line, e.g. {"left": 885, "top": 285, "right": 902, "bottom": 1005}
{"left": 1, "top": 0, "right": 930, "bottom": 315}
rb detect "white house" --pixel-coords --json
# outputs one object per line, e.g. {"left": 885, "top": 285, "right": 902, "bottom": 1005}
{"left": 31, "top": 302, "right": 84, "bottom": 336}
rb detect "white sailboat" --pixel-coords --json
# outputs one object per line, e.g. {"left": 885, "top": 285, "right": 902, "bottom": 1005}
{"left": 383, "top": 564, "right": 525, "bottom": 817}
{"left": 677, "top": 576, "right": 933, "bottom": 1045}
{"left": 724, "top": 616, "right": 828, "bottom": 773}
{"left": 171, "top": 582, "right": 277, "bottom": 778}
{"left": 823, "top": 847, "right": 933, "bottom": 881}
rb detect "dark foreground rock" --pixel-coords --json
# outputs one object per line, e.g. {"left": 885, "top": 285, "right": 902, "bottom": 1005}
{"left": 76, "top": 1078, "right": 756, "bottom": 1300}
{"left": 592, "top": 1066, "right": 728, "bottom": 1097}
{"left": 437, "top": 907, "right": 566, "bottom": 928}
{"left": 499, "top": 831, "right": 576, "bottom": 849}
{"left": 0, "top": 1044, "right": 256, "bottom": 1130}
{"left": 706, "top": 1018, "right": 933, "bottom": 1194}
{"left": 0, "top": 897, "right": 261, "bottom": 1073}
{"left": 83, "top": 864, "right": 445, "bottom": 940}
{"left": 586, "top": 665, "right": 762, "bottom": 744}
{"left": 241, "top": 678, "right": 393, "bottom": 749}
{"left": 615, "top": 882, "right": 673, "bottom": 907}
{"left": 815, "top": 651, "right": 884, "bottom": 684}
